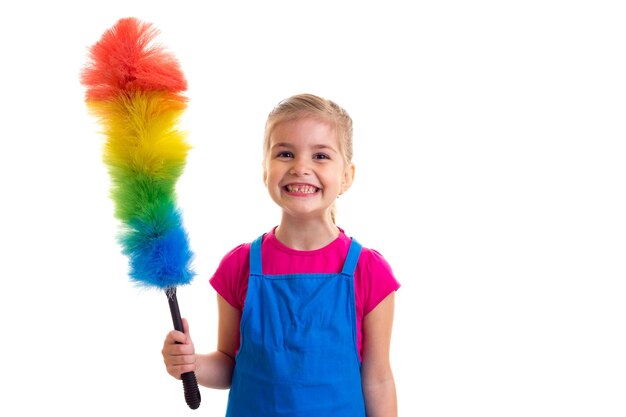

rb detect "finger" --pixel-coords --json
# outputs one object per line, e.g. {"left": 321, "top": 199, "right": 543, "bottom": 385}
{"left": 165, "top": 329, "right": 187, "bottom": 344}
{"left": 166, "top": 352, "right": 196, "bottom": 365}
{"left": 181, "top": 318, "right": 195, "bottom": 347}
{"left": 168, "top": 363, "right": 197, "bottom": 380}
{"left": 163, "top": 342, "right": 195, "bottom": 357}
{"left": 164, "top": 352, "right": 197, "bottom": 378}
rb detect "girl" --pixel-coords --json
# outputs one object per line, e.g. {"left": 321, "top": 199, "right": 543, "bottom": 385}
{"left": 162, "top": 93, "right": 400, "bottom": 416}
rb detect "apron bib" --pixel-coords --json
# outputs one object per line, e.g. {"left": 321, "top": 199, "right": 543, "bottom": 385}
{"left": 225, "top": 234, "right": 366, "bottom": 417}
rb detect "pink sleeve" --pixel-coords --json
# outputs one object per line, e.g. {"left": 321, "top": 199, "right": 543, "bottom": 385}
{"left": 359, "top": 248, "right": 400, "bottom": 315}
{"left": 209, "top": 243, "right": 250, "bottom": 311}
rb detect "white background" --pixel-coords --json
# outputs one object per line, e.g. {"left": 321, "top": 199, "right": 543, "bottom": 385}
{"left": 1, "top": 1, "right": 624, "bottom": 416}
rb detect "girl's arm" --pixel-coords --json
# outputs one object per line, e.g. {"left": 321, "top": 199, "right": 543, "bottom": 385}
{"left": 361, "top": 292, "right": 398, "bottom": 417}
{"left": 194, "top": 295, "right": 241, "bottom": 388}
{"left": 163, "top": 295, "right": 241, "bottom": 389}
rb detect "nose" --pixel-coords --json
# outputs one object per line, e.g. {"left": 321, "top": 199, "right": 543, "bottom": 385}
{"left": 289, "top": 156, "right": 310, "bottom": 176}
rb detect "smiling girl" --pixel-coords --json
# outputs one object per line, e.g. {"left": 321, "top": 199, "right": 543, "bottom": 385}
{"left": 162, "top": 93, "right": 400, "bottom": 417}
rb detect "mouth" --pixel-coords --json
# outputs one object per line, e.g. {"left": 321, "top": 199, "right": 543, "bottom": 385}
{"left": 284, "top": 184, "right": 320, "bottom": 195}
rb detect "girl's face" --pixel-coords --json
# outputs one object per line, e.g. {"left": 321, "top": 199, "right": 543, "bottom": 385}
{"left": 263, "top": 116, "right": 354, "bottom": 222}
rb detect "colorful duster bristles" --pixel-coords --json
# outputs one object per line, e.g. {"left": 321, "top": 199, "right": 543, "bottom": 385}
{"left": 81, "top": 17, "right": 194, "bottom": 290}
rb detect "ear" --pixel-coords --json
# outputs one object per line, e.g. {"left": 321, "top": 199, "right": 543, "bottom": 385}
{"left": 262, "top": 162, "right": 268, "bottom": 187}
{"left": 340, "top": 163, "right": 355, "bottom": 195}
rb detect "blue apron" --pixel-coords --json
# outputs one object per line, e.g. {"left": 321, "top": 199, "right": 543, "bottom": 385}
{"left": 225, "top": 234, "right": 366, "bottom": 417}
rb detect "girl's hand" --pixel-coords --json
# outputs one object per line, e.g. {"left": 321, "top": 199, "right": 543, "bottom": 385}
{"left": 162, "top": 318, "right": 197, "bottom": 380}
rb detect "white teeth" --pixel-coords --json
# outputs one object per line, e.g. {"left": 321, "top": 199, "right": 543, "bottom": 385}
{"left": 286, "top": 184, "right": 317, "bottom": 193}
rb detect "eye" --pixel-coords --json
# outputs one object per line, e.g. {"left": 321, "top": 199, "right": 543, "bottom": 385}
{"left": 313, "top": 153, "right": 330, "bottom": 160}
{"left": 276, "top": 151, "right": 294, "bottom": 158}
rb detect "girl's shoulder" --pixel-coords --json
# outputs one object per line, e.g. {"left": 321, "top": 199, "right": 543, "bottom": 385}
{"left": 359, "top": 246, "right": 392, "bottom": 267}
{"left": 215, "top": 231, "right": 274, "bottom": 272}
{"left": 343, "top": 232, "right": 392, "bottom": 269}
{"left": 350, "top": 236, "right": 400, "bottom": 315}
{"left": 218, "top": 241, "right": 251, "bottom": 266}
{"left": 355, "top": 243, "right": 396, "bottom": 280}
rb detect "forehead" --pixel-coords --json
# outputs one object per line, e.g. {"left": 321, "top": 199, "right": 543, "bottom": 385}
{"left": 269, "top": 116, "right": 338, "bottom": 147}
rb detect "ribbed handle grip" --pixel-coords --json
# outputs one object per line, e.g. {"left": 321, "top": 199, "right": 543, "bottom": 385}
{"left": 181, "top": 371, "right": 201, "bottom": 409}
{"left": 167, "top": 288, "right": 201, "bottom": 410}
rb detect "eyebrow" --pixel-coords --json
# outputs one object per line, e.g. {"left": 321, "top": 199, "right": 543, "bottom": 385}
{"left": 271, "top": 142, "right": 338, "bottom": 152}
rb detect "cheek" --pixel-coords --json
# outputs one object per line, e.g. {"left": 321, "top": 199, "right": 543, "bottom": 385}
{"left": 264, "top": 166, "right": 281, "bottom": 186}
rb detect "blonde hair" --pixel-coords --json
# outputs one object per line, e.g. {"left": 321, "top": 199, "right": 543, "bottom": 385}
{"left": 263, "top": 93, "right": 354, "bottom": 223}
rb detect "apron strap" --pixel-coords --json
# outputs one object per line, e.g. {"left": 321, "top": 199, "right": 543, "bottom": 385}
{"left": 249, "top": 234, "right": 264, "bottom": 276}
{"left": 341, "top": 238, "right": 362, "bottom": 276}
{"left": 251, "top": 234, "right": 362, "bottom": 276}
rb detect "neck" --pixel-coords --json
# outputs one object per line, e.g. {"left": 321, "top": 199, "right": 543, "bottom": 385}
{"left": 275, "top": 216, "right": 340, "bottom": 251}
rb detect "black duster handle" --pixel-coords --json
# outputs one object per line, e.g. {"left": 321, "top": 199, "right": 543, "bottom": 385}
{"left": 166, "top": 288, "right": 201, "bottom": 410}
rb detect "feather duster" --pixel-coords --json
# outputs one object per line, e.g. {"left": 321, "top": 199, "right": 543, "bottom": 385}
{"left": 81, "top": 17, "right": 200, "bottom": 409}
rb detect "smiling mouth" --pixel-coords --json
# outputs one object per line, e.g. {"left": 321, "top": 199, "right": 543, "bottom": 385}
{"left": 284, "top": 184, "right": 320, "bottom": 194}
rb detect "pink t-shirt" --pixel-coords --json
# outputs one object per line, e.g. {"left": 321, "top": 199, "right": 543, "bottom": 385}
{"left": 210, "top": 227, "right": 400, "bottom": 360}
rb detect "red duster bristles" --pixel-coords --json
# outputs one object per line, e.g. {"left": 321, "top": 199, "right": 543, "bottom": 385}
{"left": 80, "top": 17, "right": 187, "bottom": 102}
